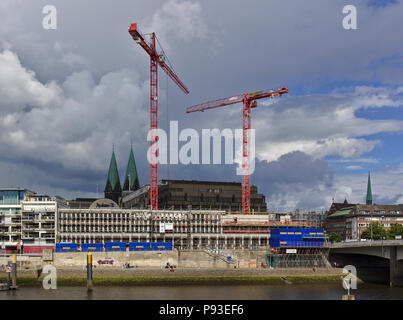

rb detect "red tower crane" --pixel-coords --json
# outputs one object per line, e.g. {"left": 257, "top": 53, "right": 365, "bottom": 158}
{"left": 129, "top": 23, "right": 189, "bottom": 210}
{"left": 186, "top": 87, "right": 289, "bottom": 214}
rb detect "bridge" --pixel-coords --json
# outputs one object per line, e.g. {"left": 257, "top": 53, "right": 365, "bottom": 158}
{"left": 329, "top": 240, "right": 403, "bottom": 287}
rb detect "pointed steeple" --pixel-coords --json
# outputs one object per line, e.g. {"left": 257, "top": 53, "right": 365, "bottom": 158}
{"left": 366, "top": 171, "right": 372, "bottom": 205}
{"left": 123, "top": 146, "right": 140, "bottom": 192}
{"left": 104, "top": 148, "right": 122, "bottom": 203}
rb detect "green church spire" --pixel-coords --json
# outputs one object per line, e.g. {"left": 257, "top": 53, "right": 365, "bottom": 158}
{"left": 106, "top": 150, "right": 120, "bottom": 190}
{"left": 123, "top": 147, "right": 140, "bottom": 192}
{"left": 104, "top": 148, "right": 122, "bottom": 203}
{"left": 366, "top": 171, "right": 372, "bottom": 205}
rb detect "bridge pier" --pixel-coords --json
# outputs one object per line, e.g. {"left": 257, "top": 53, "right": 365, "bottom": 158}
{"left": 389, "top": 246, "right": 401, "bottom": 287}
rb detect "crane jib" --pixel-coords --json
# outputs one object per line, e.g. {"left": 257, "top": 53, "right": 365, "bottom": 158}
{"left": 129, "top": 23, "right": 189, "bottom": 94}
{"left": 186, "top": 87, "right": 288, "bottom": 113}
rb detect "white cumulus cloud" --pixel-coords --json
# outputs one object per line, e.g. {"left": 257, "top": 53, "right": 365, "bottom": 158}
{"left": 0, "top": 49, "right": 149, "bottom": 177}
{"left": 146, "top": 0, "right": 209, "bottom": 42}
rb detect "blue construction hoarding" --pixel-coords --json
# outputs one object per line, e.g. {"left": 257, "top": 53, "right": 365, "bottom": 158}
{"left": 55, "top": 243, "right": 78, "bottom": 252}
{"left": 129, "top": 242, "right": 151, "bottom": 251}
{"left": 104, "top": 242, "right": 126, "bottom": 251}
{"left": 270, "top": 228, "right": 325, "bottom": 248}
{"left": 151, "top": 242, "right": 172, "bottom": 251}
{"left": 81, "top": 243, "right": 103, "bottom": 252}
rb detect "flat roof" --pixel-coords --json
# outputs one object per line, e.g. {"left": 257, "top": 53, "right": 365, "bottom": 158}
{"left": 160, "top": 179, "right": 242, "bottom": 186}
{"left": 0, "top": 188, "right": 36, "bottom": 193}
{"left": 71, "top": 198, "right": 99, "bottom": 202}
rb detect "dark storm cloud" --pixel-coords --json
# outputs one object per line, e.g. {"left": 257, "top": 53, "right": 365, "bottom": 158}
{"left": 254, "top": 152, "right": 333, "bottom": 188}
{"left": 253, "top": 152, "right": 334, "bottom": 210}
{"left": 158, "top": 151, "right": 334, "bottom": 210}
{"left": 374, "top": 194, "right": 403, "bottom": 205}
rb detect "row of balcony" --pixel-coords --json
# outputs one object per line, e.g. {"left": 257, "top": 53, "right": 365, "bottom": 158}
{"left": 61, "top": 216, "right": 211, "bottom": 219}
{"left": 22, "top": 234, "right": 55, "bottom": 239}
{"left": 59, "top": 226, "right": 220, "bottom": 231}
{"left": 22, "top": 209, "right": 55, "bottom": 213}
{"left": 21, "top": 219, "right": 54, "bottom": 223}
{"left": 0, "top": 231, "right": 21, "bottom": 235}
{"left": 22, "top": 227, "right": 55, "bottom": 231}
{"left": 59, "top": 220, "right": 219, "bottom": 226}
{"left": 0, "top": 221, "right": 22, "bottom": 225}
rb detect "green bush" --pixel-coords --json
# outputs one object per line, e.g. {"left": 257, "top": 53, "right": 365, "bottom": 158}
{"left": 328, "top": 232, "right": 342, "bottom": 243}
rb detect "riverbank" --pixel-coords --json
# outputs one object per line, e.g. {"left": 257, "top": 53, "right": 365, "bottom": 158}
{"left": 0, "top": 267, "right": 351, "bottom": 287}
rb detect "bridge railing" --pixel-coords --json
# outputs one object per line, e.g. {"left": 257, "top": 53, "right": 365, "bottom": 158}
{"left": 330, "top": 239, "right": 403, "bottom": 248}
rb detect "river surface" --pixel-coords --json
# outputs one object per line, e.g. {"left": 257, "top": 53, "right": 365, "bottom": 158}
{"left": 0, "top": 283, "right": 402, "bottom": 300}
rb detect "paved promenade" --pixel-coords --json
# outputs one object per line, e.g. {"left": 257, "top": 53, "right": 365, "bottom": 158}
{"left": 16, "top": 267, "right": 344, "bottom": 279}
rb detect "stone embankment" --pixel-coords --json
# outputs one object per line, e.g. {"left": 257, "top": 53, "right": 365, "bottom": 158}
{"left": 0, "top": 249, "right": 346, "bottom": 286}
{"left": 19, "top": 267, "right": 344, "bottom": 278}
{"left": 50, "top": 249, "right": 267, "bottom": 269}
{"left": 2, "top": 267, "right": 346, "bottom": 287}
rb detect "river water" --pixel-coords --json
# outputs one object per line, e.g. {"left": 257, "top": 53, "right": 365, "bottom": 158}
{"left": 0, "top": 283, "right": 402, "bottom": 300}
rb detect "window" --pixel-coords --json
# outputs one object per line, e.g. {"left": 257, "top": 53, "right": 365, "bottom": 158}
{"left": 0, "top": 191, "right": 20, "bottom": 205}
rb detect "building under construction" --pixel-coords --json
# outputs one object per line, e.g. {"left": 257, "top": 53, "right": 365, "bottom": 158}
{"left": 53, "top": 136, "right": 323, "bottom": 254}
{"left": 56, "top": 207, "right": 317, "bottom": 250}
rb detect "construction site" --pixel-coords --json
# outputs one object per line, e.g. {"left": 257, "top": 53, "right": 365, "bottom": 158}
{"left": 2, "top": 0, "right": 403, "bottom": 310}
{"left": 56, "top": 209, "right": 323, "bottom": 249}
{"left": 0, "top": 21, "right": 330, "bottom": 271}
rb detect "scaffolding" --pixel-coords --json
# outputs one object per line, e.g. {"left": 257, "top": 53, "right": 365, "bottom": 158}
{"left": 266, "top": 246, "right": 330, "bottom": 268}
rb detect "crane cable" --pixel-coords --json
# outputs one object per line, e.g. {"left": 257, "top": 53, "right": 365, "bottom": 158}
{"left": 166, "top": 66, "right": 169, "bottom": 181}
{"left": 155, "top": 34, "right": 177, "bottom": 75}
{"left": 153, "top": 34, "right": 172, "bottom": 181}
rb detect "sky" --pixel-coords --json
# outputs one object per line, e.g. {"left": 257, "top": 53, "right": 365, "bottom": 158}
{"left": 0, "top": 0, "right": 402, "bottom": 211}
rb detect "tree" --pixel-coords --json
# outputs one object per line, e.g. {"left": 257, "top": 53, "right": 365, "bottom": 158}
{"left": 360, "top": 222, "right": 386, "bottom": 240}
{"left": 329, "top": 232, "right": 342, "bottom": 243}
{"left": 388, "top": 224, "right": 403, "bottom": 240}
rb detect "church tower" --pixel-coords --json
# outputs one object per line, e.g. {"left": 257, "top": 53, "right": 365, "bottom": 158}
{"left": 123, "top": 146, "right": 140, "bottom": 193}
{"left": 366, "top": 171, "right": 372, "bottom": 205}
{"left": 104, "top": 148, "right": 122, "bottom": 203}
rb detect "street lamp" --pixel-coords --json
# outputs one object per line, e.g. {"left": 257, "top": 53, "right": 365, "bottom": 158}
{"left": 370, "top": 213, "right": 373, "bottom": 242}
{"left": 381, "top": 215, "right": 384, "bottom": 257}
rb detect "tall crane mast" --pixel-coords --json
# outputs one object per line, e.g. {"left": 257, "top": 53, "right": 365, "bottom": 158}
{"left": 186, "top": 87, "right": 289, "bottom": 214}
{"left": 129, "top": 23, "right": 189, "bottom": 210}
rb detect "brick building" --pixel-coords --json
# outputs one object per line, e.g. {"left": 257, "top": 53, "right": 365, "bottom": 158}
{"left": 121, "top": 179, "right": 267, "bottom": 212}
{"left": 325, "top": 173, "right": 403, "bottom": 240}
